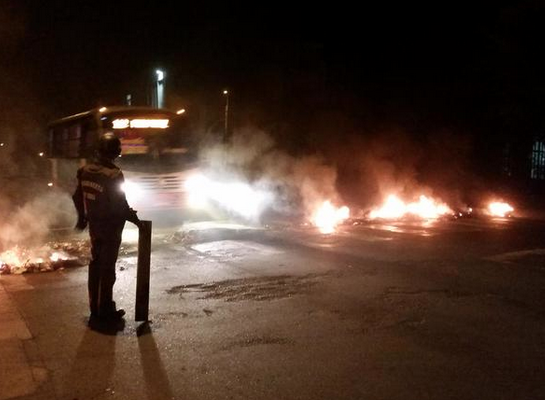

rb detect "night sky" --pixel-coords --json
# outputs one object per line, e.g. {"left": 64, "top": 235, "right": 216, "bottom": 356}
{"left": 2, "top": 1, "right": 545, "bottom": 192}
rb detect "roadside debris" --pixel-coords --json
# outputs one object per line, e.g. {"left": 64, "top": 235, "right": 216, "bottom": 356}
{"left": 0, "top": 240, "right": 89, "bottom": 275}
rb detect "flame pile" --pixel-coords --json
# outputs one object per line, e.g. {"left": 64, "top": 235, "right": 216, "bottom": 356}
{"left": 312, "top": 201, "right": 350, "bottom": 234}
{"left": 0, "top": 242, "right": 87, "bottom": 275}
{"left": 487, "top": 201, "right": 514, "bottom": 217}
{"left": 369, "top": 195, "right": 452, "bottom": 220}
{"left": 296, "top": 195, "right": 515, "bottom": 235}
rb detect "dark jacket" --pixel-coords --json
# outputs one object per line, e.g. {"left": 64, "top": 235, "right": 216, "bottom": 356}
{"left": 73, "top": 157, "right": 139, "bottom": 233}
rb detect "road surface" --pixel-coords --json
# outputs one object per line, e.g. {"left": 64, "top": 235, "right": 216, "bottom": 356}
{"left": 1, "top": 216, "right": 544, "bottom": 399}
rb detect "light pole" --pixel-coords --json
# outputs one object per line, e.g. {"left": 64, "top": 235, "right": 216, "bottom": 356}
{"left": 156, "top": 69, "right": 165, "bottom": 109}
{"left": 223, "top": 89, "right": 229, "bottom": 142}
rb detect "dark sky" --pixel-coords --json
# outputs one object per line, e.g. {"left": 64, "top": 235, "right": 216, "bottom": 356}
{"left": 3, "top": 1, "right": 545, "bottom": 145}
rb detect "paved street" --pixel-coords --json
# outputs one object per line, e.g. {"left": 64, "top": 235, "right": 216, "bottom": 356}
{"left": 1, "top": 217, "right": 545, "bottom": 400}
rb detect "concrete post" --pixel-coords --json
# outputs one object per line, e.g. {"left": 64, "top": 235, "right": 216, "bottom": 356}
{"left": 135, "top": 220, "right": 152, "bottom": 321}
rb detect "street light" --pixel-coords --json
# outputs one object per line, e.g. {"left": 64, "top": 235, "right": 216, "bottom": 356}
{"left": 223, "top": 89, "right": 229, "bottom": 142}
{"left": 156, "top": 69, "right": 165, "bottom": 109}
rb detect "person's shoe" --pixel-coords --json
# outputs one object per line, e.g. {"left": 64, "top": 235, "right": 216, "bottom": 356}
{"left": 88, "top": 313, "right": 100, "bottom": 326}
{"left": 103, "top": 308, "right": 125, "bottom": 321}
{"left": 98, "top": 301, "right": 125, "bottom": 320}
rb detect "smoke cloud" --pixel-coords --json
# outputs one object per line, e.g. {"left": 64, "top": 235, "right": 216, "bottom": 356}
{"left": 198, "top": 126, "right": 341, "bottom": 222}
{"left": 319, "top": 126, "right": 478, "bottom": 212}
{"left": 0, "top": 189, "right": 76, "bottom": 252}
{"left": 0, "top": 2, "right": 75, "bottom": 257}
{"left": 195, "top": 121, "right": 480, "bottom": 223}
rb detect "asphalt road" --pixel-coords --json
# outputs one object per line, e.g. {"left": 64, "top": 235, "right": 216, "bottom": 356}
{"left": 1, "top": 216, "right": 545, "bottom": 400}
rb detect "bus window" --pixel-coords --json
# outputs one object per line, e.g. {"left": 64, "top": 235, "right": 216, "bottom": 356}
{"left": 67, "top": 124, "right": 81, "bottom": 158}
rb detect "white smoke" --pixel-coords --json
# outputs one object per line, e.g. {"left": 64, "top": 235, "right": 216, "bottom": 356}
{"left": 198, "top": 126, "right": 341, "bottom": 222}
{"left": 0, "top": 189, "right": 76, "bottom": 252}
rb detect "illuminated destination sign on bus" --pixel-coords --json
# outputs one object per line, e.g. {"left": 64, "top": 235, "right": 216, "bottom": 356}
{"left": 112, "top": 118, "right": 170, "bottom": 129}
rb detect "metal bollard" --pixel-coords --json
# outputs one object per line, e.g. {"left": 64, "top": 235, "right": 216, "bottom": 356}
{"left": 135, "top": 220, "right": 152, "bottom": 321}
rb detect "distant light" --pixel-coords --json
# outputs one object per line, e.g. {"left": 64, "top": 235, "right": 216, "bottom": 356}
{"left": 47, "top": 182, "right": 53, "bottom": 187}
{"left": 156, "top": 70, "right": 165, "bottom": 82}
{"left": 99, "top": 107, "right": 107, "bottom": 112}
{"left": 176, "top": 109, "right": 186, "bottom": 115}
{"left": 0, "top": 143, "right": 4, "bottom": 147}
{"left": 38, "top": 152, "right": 44, "bottom": 157}
{"left": 223, "top": 90, "right": 228, "bottom": 95}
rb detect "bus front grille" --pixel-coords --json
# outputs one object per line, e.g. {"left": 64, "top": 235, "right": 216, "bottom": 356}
{"left": 128, "top": 174, "right": 186, "bottom": 192}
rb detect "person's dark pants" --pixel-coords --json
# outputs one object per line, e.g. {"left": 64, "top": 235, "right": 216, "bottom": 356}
{"left": 88, "top": 223, "right": 124, "bottom": 317}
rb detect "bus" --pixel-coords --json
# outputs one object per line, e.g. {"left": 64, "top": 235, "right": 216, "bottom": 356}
{"left": 47, "top": 106, "right": 199, "bottom": 217}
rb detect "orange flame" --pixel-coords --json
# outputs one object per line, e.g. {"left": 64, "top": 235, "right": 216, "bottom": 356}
{"left": 488, "top": 201, "right": 514, "bottom": 217}
{"left": 370, "top": 195, "right": 451, "bottom": 220}
{"left": 0, "top": 247, "right": 72, "bottom": 274}
{"left": 313, "top": 200, "right": 350, "bottom": 234}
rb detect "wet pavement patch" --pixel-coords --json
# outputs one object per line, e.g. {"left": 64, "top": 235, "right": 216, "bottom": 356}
{"left": 171, "top": 225, "right": 267, "bottom": 246}
{"left": 166, "top": 274, "right": 320, "bottom": 301}
{"left": 221, "top": 335, "right": 294, "bottom": 350}
{"left": 191, "top": 240, "right": 283, "bottom": 260}
{"left": 486, "top": 248, "right": 545, "bottom": 271}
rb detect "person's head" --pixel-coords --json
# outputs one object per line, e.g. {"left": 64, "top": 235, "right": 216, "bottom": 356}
{"left": 96, "top": 133, "right": 122, "bottom": 160}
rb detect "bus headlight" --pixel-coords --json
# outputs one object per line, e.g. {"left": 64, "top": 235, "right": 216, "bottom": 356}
{"left": 185, "top": 173, "right": 210, "bottom": 209}
{"left": 121, "top": 180, "right": 143, "bottom": 203}
{"left": 184, "top": 173, "right": 271, "bottom": 218}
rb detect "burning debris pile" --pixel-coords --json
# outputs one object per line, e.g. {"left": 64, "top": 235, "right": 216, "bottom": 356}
{"left": 188, "top": 128, "right": 517, "bottom": 235}
{"left": 366, "top": 195, "right": 515, "bottom": 221}
{"left": 369, "top": 194, "right": 451, "bottom": 220}
{"left": 0, "top": 240, "right": 88, "bottom": 274}
{"left": 0, "top": 240, "right": 89, "bottom": 274}
{"left": 487, "top": 201, "right": 514, "bottom": 218}
{"left": 312, "top": 200, "right": 350, "bottom": 234}
{"left": 0, "top": 188, "right": 84, "bottom": 274}
{"left": 308, "top": 196, "right": 515, "bottom": 234}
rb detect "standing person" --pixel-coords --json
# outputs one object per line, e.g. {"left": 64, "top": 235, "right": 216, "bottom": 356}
{"left": 73, "top": 133, "right": 141, "bottom": 322}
